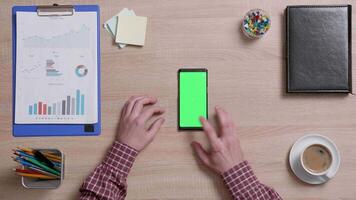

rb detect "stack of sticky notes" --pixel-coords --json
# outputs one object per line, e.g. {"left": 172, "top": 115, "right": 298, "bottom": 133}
{"left": 104, "top": 8, "right": 148, "bottom": 48}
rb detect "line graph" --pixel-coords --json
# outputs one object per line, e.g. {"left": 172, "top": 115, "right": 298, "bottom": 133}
{"left": 23, "top": 25, "right": 90, "bottom": 49}
{"left": 21, "top": 64, "right": 41, "bottom": 74}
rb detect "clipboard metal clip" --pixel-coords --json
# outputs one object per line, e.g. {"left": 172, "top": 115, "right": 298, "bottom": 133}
{"left": 37, "top": 4, "right": 74, "bottom": 16}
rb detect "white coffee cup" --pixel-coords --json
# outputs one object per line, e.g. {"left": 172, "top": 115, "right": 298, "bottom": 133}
{"left": 299, "top": 143, "right": 333, "bottom": 176}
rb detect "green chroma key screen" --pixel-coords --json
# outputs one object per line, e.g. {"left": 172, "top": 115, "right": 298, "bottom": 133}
{"left": 179, "top": 69, "right": 207, "bottom": 129}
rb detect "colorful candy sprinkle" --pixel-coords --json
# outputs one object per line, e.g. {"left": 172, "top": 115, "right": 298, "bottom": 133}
{"left": 242, "top": 9, "right": 271, "bottom": 39}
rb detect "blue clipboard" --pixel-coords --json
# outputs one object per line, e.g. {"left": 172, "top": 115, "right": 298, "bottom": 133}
{"left": 12, "top": 5, "right": 101, "bottom": 137}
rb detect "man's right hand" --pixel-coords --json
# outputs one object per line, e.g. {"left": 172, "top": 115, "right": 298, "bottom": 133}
{"left": 117, "top": 95, "right": 165, "bottom": 151}
{"left": 191, "top": 106, "right": 244, "bottom": 174}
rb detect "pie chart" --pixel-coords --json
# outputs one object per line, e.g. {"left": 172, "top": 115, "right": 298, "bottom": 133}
{"left": 75, "top": 65, "right": 88, "bottom": 77}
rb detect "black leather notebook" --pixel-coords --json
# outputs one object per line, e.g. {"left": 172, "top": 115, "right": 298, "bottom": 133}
{"left": 286, "top": 5, "right": 352, "bottom": 93}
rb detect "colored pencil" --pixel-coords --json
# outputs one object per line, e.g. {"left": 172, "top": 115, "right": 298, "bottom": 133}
{"left": 40, "top": 149, "right": 61, "bottom": 156}
{"left": 14, "top": 150, "right": 61, "bottom": 170}
{"left": 24, "top": 148, "right": 61, "bottom": 160}
{"left": 33, "top": 150, "right": 55, "bottom": 168}
{"left": 13, "top": 157, "right": 60, "bottom": 178}
{"left": 37, "top": 152, "right": 61, "bottom": 162}
{"left": 26, "top": 166, "right": 60, "bottom": 178}
{"left": 14, "top": 156, "right": 60, "bottom": 176}
{"left": 13, "top": 156, "right": 40, "bottom": 170}
{"left": 13, "top": 168, "right": 42, "bottom": 175}
{"left": 17, "top": 147, "right": 61, "bottom": 159}
{"left": 16, "top": 172, "right": 58, "bottom": 179}
{"left": 53, "top": 162, "right": 61, "bottom": 167}
{"left": 19, "top": 156, "right": 60, "bottom": 176}
{"left": 16, "top": 148, "right": 61, "bottom": 162}
{"left": 13, "top": 150, "right": 35, "bottom": 160}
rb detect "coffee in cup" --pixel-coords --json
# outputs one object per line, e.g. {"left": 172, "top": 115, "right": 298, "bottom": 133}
{"left": 301, "top": 144, "right": 332, "bottom": 175}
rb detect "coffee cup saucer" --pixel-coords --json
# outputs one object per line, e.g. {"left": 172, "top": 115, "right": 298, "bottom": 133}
{"left": 289, "top": 134, "right": 340, "bottom": 184}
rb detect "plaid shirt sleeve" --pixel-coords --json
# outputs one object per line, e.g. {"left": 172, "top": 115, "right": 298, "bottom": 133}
{"left": 79, "top": 141, "right": 138, "bottom": 200}
{"left": 222, "top": 161, "right": 283, "bottom": 200}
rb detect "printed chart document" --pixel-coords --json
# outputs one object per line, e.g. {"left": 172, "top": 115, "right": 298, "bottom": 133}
{"left": 15, "top": 12, "right": 98, "bottom": 124}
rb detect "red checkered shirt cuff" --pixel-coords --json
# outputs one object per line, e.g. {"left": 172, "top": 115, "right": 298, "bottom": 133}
{"left": 222, "top": 160, "right": 259, "bottom": 195}
{"left": 102, "top": 141, "right": 139, "bottom": 178}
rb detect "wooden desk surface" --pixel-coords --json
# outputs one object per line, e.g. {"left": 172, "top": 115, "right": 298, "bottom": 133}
{"left": 1, "top": 0, "right": 356, "bottom": 199}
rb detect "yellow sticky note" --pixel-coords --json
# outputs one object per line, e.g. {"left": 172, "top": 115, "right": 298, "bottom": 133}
{"left": 116, "top": 15, "right": 147, "bottom": 46}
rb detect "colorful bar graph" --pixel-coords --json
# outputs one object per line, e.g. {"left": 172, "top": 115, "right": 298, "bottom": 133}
{"left": 62, "top": 100, "right": 66, "bottom": 115}
{"left": 76, "top": 90, "right": 80, "bottom": 115}
{"left": 43, "top": 104, "right": 47, "bottom": 115}
{"left": 53, "top": 103, "right": 56, "bottom": 115}
{"left": 34, "top": 103, "right": 37, "bottom": 115}
{"left": 81, "top": 94, "right": 85, "bottom": 115}
{"left": 29, "top": 105, "right": 33, "bottom": 115}
{"left": 57, "top": 102, "right": 61, "bottom": 115}
{"left": 38, "top": 102, "right": 42, "bottom": 115}
{"left": 71, "top": 98, "right": 75, "bottom": 115}
{"left": 27, "top": 90, "right": 86, "bottom": 117}
{"left": 66, "top": 96, "right": 70, "bottom": 115}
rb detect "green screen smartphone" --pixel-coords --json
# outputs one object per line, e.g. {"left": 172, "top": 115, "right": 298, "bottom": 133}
{"left": 178, "top": 68, "right": 208, "bottom": 130}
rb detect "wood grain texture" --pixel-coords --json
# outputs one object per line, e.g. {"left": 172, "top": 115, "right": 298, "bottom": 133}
{"left": 1, "top": 0, "right": 356, "bottom": 199}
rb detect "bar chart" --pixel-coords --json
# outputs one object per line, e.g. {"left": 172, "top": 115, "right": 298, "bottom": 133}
{"left": 28, "top": 89, "right": 85, "bottom": 116}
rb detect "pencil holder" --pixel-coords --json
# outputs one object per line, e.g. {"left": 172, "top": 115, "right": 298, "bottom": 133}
{"left": 21, "top": 149, "right": 65, "bottom": 189}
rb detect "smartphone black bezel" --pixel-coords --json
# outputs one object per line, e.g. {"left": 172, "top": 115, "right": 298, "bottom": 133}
{"left": 178, "top": 68, "right": 208, "bottom": 131}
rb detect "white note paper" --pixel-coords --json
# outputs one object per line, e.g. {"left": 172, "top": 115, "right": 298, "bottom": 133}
{"left": 116, "top": 15, "right": 147, "bottom": 46}
{"left": 104, "top": 8, "right": 136, "bottom": 48}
